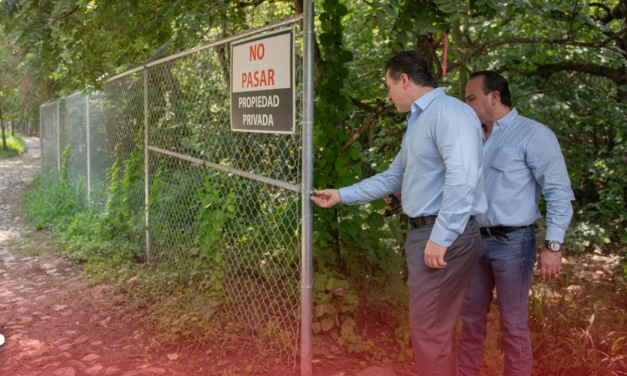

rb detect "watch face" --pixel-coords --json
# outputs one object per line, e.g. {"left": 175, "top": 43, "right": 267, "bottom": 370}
{"left": 549, "top": 242, "right": 561, "bottom": 251}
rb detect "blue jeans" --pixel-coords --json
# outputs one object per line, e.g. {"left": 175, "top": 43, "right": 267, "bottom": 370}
{"left": 458, "top": 226, "right": 536, "bottom": 376}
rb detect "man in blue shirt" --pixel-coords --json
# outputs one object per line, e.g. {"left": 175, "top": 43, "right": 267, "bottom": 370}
{"left": 458, "top": 71, "right": 575, "bottom": 376}
{"left": 312, "top": 51, "right": 487, "bottom": 376}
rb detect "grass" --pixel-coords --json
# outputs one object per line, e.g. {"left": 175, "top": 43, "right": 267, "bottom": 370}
{"left": 0, "top": 132, "right": 27, "bottom": 158}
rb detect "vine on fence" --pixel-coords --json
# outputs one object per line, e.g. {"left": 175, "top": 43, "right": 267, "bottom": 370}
{"left": 190, "top": 176, "right": 229, "bottom": 298}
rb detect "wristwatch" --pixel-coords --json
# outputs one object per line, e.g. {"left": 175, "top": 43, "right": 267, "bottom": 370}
{"left": 544, "top": 240, "right": 563, "bottom": 252}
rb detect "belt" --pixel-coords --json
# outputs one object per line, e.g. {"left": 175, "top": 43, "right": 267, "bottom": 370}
{"left": 480, "top": 225, "right": 529, "bottom": 238}
{"left": 409, "top": 215, "right": 475, "bottom": 229}
{"left": 409, "top": 215, "right": 437, "bottom": 228}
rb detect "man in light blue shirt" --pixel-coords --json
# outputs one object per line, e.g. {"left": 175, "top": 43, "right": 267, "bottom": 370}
{"left": 312, "top": 51, "right": 487, "bottom": 376}
{"left": 458, "top": 71, "right": 575, "bottom": 376}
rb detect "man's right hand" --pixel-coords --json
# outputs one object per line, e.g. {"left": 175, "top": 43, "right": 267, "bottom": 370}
{"left": 384, "top": 191, "right": 402, "bottom": 204}
{"left": 311, "top": 189, "right": 341, "bottom": 208}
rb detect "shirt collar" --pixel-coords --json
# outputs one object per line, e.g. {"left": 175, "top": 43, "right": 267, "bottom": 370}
{"left": 494, "top": 108, "right": 518, "bottom": 130}
{"left": 408, "top": 87, "right": 445, "bottom": 119}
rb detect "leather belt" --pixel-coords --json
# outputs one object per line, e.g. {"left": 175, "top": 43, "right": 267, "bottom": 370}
{"left": 409, "top": 215, "right": 437, "bottom": 229}
{"left": 480, "top": 225, "right": 530, "bottom": 238}
{"left": 409, "top": 215, "right": 475, "bottom": 229}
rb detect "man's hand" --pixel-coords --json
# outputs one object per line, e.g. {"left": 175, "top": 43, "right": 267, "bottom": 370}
{"left": 311, "top": 189, "right": 341, "bottom": 208}
{"left": 536, "top": 247, "right": 562, "bottom": 281}
{"left": 384, "top": 191, "right": 402, "bottom": 204}
{"left": 424, "top": 240, "right": 448, "bottom": 269}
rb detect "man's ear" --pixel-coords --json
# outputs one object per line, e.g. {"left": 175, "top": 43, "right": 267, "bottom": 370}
{"left": 491, "top": 91, "right": 501, "bottom": 106}
{"left": 400, "top": 73, "right": 410, "bottom": 88}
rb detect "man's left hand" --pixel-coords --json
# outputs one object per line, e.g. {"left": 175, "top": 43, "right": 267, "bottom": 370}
{"left": 537, "top": 248, "right": 562, "bottom": 281}
{"left": 424, "top": 240, "right": 448, "bottom": 269}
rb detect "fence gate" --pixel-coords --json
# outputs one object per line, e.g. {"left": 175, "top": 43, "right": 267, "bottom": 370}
{"left": 39, "top": 6, "right": 314, "bottom": 375}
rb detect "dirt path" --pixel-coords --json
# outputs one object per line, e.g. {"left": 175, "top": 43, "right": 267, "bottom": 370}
{"left": 0, "top": 137, "right": 191, "bottom": 376}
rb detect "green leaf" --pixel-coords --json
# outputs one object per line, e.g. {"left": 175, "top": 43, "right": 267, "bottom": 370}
{"left": 312, "top": 322, "right": 321, "bottom": 334}
{"left": 353, "top": 164, "right": 363, "bottom": 176}
{"left": 375, "top": 10, "right": 386, "bottom": 25}
{"left": 382, "top": 4, "right": 396, "bottom": 17}
{"left": 341, "top": 317, "right": 355, "bottom": 335}
{"left": 369, "top": 213, "right": 385, "bottom": 229}
{"left": 321, "top": 318, "right": 334, "bottom": 331}
{"left": 349, "top": 147, "right": 360, "bottom": 160}
{"left": 313, "top": 273, "right": 328, "bottom": 291}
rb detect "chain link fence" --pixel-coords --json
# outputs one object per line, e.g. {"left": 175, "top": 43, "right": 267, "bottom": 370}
{"left": 39, "top": 14, "right": 308, "bottom": 365}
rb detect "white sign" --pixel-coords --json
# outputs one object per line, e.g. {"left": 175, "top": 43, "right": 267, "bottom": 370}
{"left": 231, "top": 28, "right": 294, "bottom": 134}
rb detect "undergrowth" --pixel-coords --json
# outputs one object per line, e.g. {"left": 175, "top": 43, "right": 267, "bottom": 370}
{"left": 0, "top": 133, "right": 26, "bottom": 158}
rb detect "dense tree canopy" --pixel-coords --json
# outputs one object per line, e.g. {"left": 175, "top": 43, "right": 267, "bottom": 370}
{"left": 1, "top": 0, "right": 626, "bottom": 267}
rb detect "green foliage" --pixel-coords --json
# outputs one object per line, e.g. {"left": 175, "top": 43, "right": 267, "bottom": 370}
{"left": 311, "top": 271, "right": 372, "bottom": 353}
{"left": 102, "top": 133, "right": 145, "bottom": 238}
{"left": 0, "top": 132, "right": 26, "bottom": 158}
{"left": 189, "top": 176, "right": 230, "bottom": 297}
{"left": 23, "top": 174, "right": 81, "bottom": 230}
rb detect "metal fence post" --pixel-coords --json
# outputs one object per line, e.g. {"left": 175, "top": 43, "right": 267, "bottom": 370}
{"left": 86, "top": 95, "right": 91, "bottom": 204}
{"left": 56, "top": 101, "right": 61, "bottom": 172}
{"left": 144, "top": 67, "right": 151, "bottom": 263}
{"left": 301, "top": 0, "right": 314, "bottom": 375}
{"left": 39, "top": 106, "right": 43, "bottom": 177}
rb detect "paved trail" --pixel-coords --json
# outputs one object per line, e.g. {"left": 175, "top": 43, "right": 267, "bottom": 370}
{"left": 0, "top": 137, "right": 190, "bottom": 376}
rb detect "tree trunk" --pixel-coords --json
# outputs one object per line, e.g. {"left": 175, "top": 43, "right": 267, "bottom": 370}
{"left": 451, "top": 20, "right": 468, "bottom": 99}
{"left": 415, "top": 32, "right": 435, "bottom": 76}
{"left": 0, "top": 97, "right": 7, "bottom": 151}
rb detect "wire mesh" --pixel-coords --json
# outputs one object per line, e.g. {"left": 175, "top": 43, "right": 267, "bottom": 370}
{"left": 147, "top": 21, "right": 303, "bottom": 360}
{"left": 38, "top": 17, "right": 305, "bottom": 364}
{"left": 41, "top": 103, "right": 59, "bottom": 180}
{"left": 63, "top": 94, "right": 89, "bottom": 205}
{"left": 89, "top": 72, "right": 146, "bottom": 249}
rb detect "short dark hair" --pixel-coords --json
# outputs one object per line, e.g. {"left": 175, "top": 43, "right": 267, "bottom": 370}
{"left": 469, "top": 70, "right": 512, "bottom": 107}
{"left": 386, "top": 51, "right": 435, "bottom": 88}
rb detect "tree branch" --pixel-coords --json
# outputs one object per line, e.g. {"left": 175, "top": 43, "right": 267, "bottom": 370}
{"left": 589, "top": 2, "right": 612, "bottom": 15}
{"left": 532, "top": 61, "right": 622, "bottom": 83}
{"left": 236, "top": 0, "right": 288, "bottom": 9}
{"left": 596, "top": 0, "right": 626, "bottom": 25}
{"left": 347, "top": 96, "right": 376, "bottom": 112}
{"left": 568, "top": 0, "right": 579, "bottom": 40}
{"left": 337, "top": 103, "right": 395, "bottom": 155}
{"left": 447, "top": 27, "right": 627, "bottom": 73}
{"left": 52, "top": 6, "right": 79, "bottom": 21}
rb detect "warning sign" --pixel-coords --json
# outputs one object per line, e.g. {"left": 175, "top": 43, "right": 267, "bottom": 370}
{"left": 231, "top": 28, "right": 294, "bottom": 134}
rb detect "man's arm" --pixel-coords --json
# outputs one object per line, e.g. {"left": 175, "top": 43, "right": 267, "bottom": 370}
{"left": 338, "top": 150, "right": 404, "bottom": 205}
{"left": 429, "top": 105, "right": 484, "bottom": 247}
{"left": 311, "top": 150, "right": 404, "bottom": 209}
{"left": 526, "top": 126, "right": 575, "bottom": 281}
{"left": 421, "top": 105, "right": 484, "bottom": 269}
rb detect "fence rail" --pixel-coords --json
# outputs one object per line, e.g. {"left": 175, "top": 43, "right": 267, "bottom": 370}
{"left": 39, "top": 13, "right": 313, "bottom": 373}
